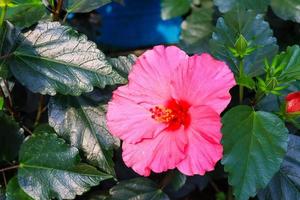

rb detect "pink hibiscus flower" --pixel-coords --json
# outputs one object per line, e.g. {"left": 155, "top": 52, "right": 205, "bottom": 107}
{"left": 107, "top": 45, "right": 236, "bottom": 176}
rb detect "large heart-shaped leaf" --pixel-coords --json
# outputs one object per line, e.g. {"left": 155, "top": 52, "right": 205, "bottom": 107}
{"left": 179, "top": 5, "right": 213, "bottom": 54}
{"left": 258, "top": 134, "right": 300, "bottom": 200}
{"left": 48, "top": 95, "right": 118, "bottom": 175}
{"left": 0, "top": 111, "right": 24, "bottom": 163}
{"left": 222, "top": 105, "right": 289, "bottom": 200}
{"left": 64, "top": 0, "right": 111, "bottom": 13}
{"left": 271, "top": 0, "right": 300, "bottom": 23}
{"left": 109, "top": 178, "right": 169, "bottom": 200}
{"left": 0, "top": 21, "right": 19, "bottom": 78}
{"left": 209, "top": 9, "right": 278, "bottom": 77}
{"left": 9, "top": 22, "right": 125, "bottom": 96}
{"left": 161, "top": 0, "right": 190, "bottom": 20}
{"left": 213, "top": 0, "right": 270, "bottom": 13}
{"left": 18, "top": 132, "right": 112, "bottom": 200}
{"left": 6, "top": 177, "right": 33, "bottom": 200}
{"left": 0, "top": 0, "right": 47, "bottom": 28}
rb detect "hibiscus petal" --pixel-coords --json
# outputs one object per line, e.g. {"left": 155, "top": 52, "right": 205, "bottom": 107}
{"left": 122, "top": 127, "right": 187, "bottom": 176}
{"left": 126, "top": 45, "right": 188, "bottom": 107}
{"left": 177, "top": 106, "right": 223, "bottom": 176}
{"left": 171, "top": 53, "right": 235, "bottom": 114}
{"left": 107, "top": 86, "right": 166, "bottom": 144}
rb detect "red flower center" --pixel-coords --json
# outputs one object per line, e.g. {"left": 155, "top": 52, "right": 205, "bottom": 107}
{"left": 150, "top": 99, "right": 191, "bottom": 130}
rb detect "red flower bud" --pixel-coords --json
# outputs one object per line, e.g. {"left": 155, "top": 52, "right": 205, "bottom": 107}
{"left": 286, "top": 92, "right": 300, "bottom": 113}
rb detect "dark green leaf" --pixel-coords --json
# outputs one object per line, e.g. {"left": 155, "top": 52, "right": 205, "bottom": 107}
{"left": 214, "top": 0, "right": 270, "bottom": 13}
{"left": 179, "top": 6, "right": 213, "bottom": 54}
{"left": 64, "top": 0, "right": 111, "bottom": 13}
{"left": 1, "top": 0, "right": 48, "bottom": 28}
{"left": 222, "top": 105, "right": 289, "bottom": 200}
{"left": 272, "top": 45, "right": 300, "bottom": 82}
{"left": 258, "top": 134, "right": 300, "bottom": 200}
{"left": 18, "top": 132, "right": 112, "bottom": 200}
{"left": 109, "top": 178, "right": 169, "bottom": 200}
{"left": 108, "top": 54, "right": 136, "bottom": 79}
{"left": 0, "top": 111, "right": 24, "bottom": 162}
{"left": 6, "top": 177, "right": 33, "bottom": 200}
{"left": 48, "top": 95, "right": 118, "bottom": 175}
{"left": 271, "top": 0, "right": 300, "bottom": 23}
{"left": 168, "top": 170, "right": 187, "bottom": 192}
{"left": 209, "top": 9, "right": 278, "bottom": 77}
{"left": 9, "top": 22, "right": 126, "bottom": 96}
{"left": 0, "top": 21, "right": 19, "bottom": 78}
{"left": 161, "top": 0, "right": 190, "bottom": 20}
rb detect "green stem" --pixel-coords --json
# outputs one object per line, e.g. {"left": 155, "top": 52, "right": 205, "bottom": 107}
{"left": 238, "top": 60, "right": 244, "bottom": 104}
{"left": 0, "top": 3, "right": 8, "bottom": 27}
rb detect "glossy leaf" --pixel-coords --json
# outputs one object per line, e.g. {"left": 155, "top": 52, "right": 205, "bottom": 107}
{"left": 214, "top": 0, "right": 270, "bottom": 13}
{"left": 0, "top": 21, "right": 19, "bottom": 78}
{"left": 209, "top": 9, "right": 278, "bottom": 77}
{"left": 109, "top": 178, "right": 169, "bottom": 200}
{"left": 179, "top": 5, "right": 213, "bottom": 54}
{"left": 64, "top": 0, "right": 111, "bottom": 13}
{"left": 1, "top": 0, "right": 47, "bottom": 28}
{"left": 108, "top": 54, "right": 137, "bottom": 79}
{"left": 272, "top": 45, "right": 300, "bottom": 82}
{"left": 258, "top": 134, "right": 300, "bottom": 200}
{"left": 9, "top": 22, "right": 126, "bottom": 96}
{"left": 0, "top": 111, "right": 24, "bottom": 162}
{"left": 222, "top": 105, "right": 289, "bottom": 200}
{"left": 6, "top": 177, "right": 33, "bottom": 200}
{"left": 48, "top": 95, "right": 119, "bottom": 175}
{"left": 18, "top": 132, "right": 112, "bottom": 200}
{"left": 271, "top": 0, "right": 300, "bottom": 23}
{"left": 168, "top": 170, "right": 187, "bottom": 192}
{"left": 161, "top": 0, "right": 190, "bottom": 20}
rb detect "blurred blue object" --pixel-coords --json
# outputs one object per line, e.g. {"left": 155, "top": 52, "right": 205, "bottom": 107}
{"left": 96, "top": 0, "right": 182, "bottom": 49}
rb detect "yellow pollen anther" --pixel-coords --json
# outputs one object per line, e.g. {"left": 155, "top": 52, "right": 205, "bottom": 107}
{"left": 149, "top": 106, "right": 176, "bottom": 123}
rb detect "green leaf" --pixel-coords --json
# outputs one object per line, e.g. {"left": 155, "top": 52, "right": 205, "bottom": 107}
{"left": 6, "top": 177, "right": 33, "bottom": 200}
{"left": 0, "top": 0, "right": 48, "bottom": 28}
{"left": 161, "top": 0, "right": 190, "bottom": 20}
{"left": 236, "top": 73, "right": 256, "bottom": 89}
{"left": 167, "top": 170, "right": 187, "bottom": 192}
{"left": 0, "top": 97, "right": 3, "bottom": 110}
{"left": 9, "top": 22, "right": 126, "bottom": 96}
{"left": 108, "top": 54, "right": 137, "bottom": 79}
{"left": 18, "top": 132, "right": 112, "bottom": 200}
{"left": 48, "top": 95, "right": 119, "bottom": 176}
{"left": 214, "top": 0, "right": 270, "bottom": 13}
{"left": 271, "top": 0, "right": 300, "bottom": 23}
{"left": 0, "top": 111, "right": 24, "bottom": 162}
{"left": 64, "top": 0, "right": 111, "bottom": 13}
{"left": 222, "top": 105, "right": 289, "bottom": 200}
{"left": 179, "top": 5, "right": 213, "bottom": 54}
{"left": 209, "top": 9, "right": 278, "bottom": 77}
{"left": 258, "top": 134, "right": 300, "bottom": 200}
{"left": 109, "top": 178, "right": 169, "bottom": 200}
{"left": 272, "top": 45, "right": 300, "bottom": 82}
{"left": 0, "top": 21, "right": 19, "bottom": 78}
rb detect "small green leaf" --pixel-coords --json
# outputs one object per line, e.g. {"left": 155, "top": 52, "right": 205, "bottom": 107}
{"left": 6, "top": 177, "right": 33, "bottom": 200}
{"left": 222, "top": 105, "right": 289, "bottom": 200}
{"left": 258, "top": 134, "right": 300, "bottom": 200}
{"left": 179, "top": 5, "right": 213, "bottom": 54}
{"left": 214, "top": 0, "right": 270, "bottom": 13}
{"left": 271, "top": 0, "right": 300, "bottom": 23}
{"left": 109, "top": 178, "right": 169, "bottom": 200}
{"left": 0, "top": 111, "right": 24, "bottom": 162}
{"left": 48, "top": 95, "right": 119, "bottom": 176}
{"left": 18, "top": 132, "right": 112, "bottom": 200}
{"left": 0, "top": 97, "right": 3, "bottom": 110}
{"left": 9, "top": 22, "right": 126, "bottom": 96}
{"left": 161, "top": 0, "right": 190, "bottom": 20}
{"left": 234, "top": 34, "right": 249, "bottom": 58}
{"left": 236, "top": 73, "right": 256, "bottom": 89}
{"left": 216, "top": 192, "right": 226, "bottom": 200}
{"left": 209, "top": 9, "right": 278, "bottom": 77}
{"left": 64, "top": 0, "right": 111, "bottom": 13}
{"left": 167, "top": 170, "right": 187, "bottom": 192}
{"left": 1, "top": 0, "right": 48, "bottom": 28}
